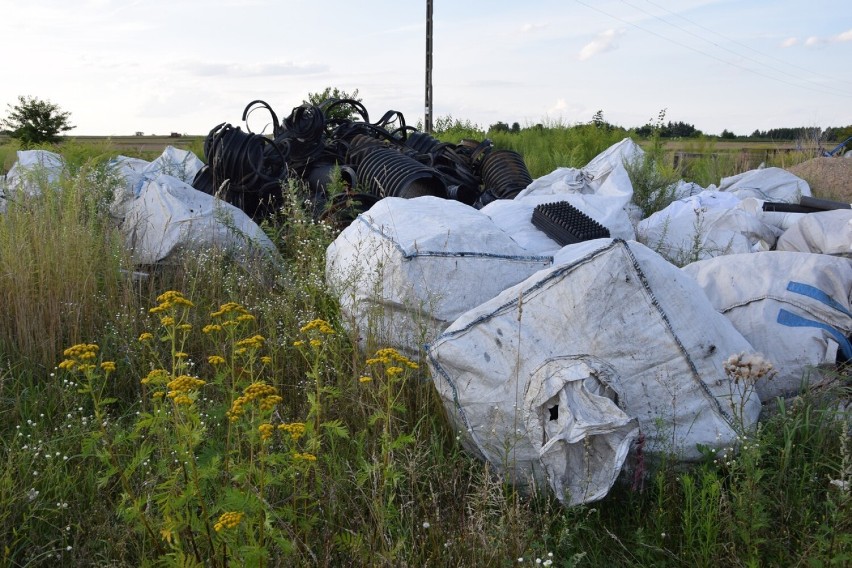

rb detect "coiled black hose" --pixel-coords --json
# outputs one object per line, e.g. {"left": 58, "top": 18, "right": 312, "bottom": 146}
{"left": 202, "top": 122, "right": 289, "bottom": 218}
{"left": 196, "top": 98, "right": 533, "bottom": 227}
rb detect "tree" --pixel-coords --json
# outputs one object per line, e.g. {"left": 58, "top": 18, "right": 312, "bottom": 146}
{"left": 488, "top": 121, "right": 510, "bottom": 133}
{"left": 720, "top": 129, "right": 736, "bottom": 140}
{"left": 1, "top": 95, "right": 74, "bottom": 146}
{"left": 304, "top": 87, "right": 363, "bottom": 123}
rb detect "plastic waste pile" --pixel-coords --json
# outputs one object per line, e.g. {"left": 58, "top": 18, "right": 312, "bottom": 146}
{"left": 326, "top": 137, "right": 852, "bottom": 507}
{"left": 190, "top": 99, "right": 532, "bottom": 223}
{"left": 4, "top": 121, "right": 849, "bottom": 508}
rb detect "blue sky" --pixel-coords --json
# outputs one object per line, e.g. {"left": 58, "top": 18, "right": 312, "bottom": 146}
{"left": 2, "top": 0, "right": 850, "bottom": 136}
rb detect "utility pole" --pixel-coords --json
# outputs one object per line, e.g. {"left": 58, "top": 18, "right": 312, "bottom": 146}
{"left": 425, "top": 0, "right": 433, "bottom": 134}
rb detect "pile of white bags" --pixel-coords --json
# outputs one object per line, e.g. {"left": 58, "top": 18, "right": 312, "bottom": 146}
{"left": 1, "top": 147, "right": 279, "bottom": 267}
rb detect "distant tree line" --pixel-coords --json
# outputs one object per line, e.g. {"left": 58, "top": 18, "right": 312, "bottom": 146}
{"left": 485, "top": 110, "right": 852, "bottom": 142}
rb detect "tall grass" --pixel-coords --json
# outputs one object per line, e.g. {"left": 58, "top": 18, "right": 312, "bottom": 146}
{"left": 0, "top": 136, "right": 848, "bottom": 566}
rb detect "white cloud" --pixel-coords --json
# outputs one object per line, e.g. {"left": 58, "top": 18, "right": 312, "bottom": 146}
{"left": 802, "top": 30, "right": 852, "bottom": 47}
{"left": 181, "top": 61, "right": 328, "bottom": 77}
{"left": 781, "top": 37, "right": 798, "bottom": 48}
{"left": 834, "top": 29, "right": 852, "bottom": 42}
{"left": 578, "top": 29, "right": 623, "bottom": 61}
{"left": 550, "top": 98, "right": 568, "bottom": 112}
{"left": 521, "top": 23, "right": 547, "bottom": 33}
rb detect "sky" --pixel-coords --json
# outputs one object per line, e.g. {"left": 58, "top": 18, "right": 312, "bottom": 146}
{"left": 1, "top": 0, "right": 850, "bottom": 137}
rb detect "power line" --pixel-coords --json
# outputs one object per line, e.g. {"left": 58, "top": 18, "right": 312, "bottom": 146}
{"left": 573, "top": 0, "right": 852, "bottom": 100}
{"left": 639, "top": 0, "right": 852, "bottom": 91}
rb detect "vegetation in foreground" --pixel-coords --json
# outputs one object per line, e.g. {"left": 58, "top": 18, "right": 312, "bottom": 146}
{"left": 0, "top": 129, "right": 849, "bottom": 567}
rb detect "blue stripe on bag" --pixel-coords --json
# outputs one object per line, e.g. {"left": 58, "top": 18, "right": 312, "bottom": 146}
{"left": 787, "top": 281, "right": 852, "bottom": 318}
{"left": 777, "top": 309, "right": 852, "bottom": 360}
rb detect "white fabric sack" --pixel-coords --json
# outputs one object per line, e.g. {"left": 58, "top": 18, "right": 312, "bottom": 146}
{"left": 325, "top": 196, "right": 553, "bottom": 355}
{"left": 120, "top": 174, "right": 279, "bottom": 266}
{"left": 428, "top": 239, "right": 760, "bottom": 505}
{"left": 2, "top": 149, "right": 64, "bottom": 197}
{"left": 717, "top": 167, "right": 811, "bottom": 202}
{"left": 637, "top": 191, "right": 783, "bottom": 263}
{"left": 482, "top": 192, "right": 636, "bottom": 255}
{"left": 775, "top": 209, "right": 852, "bottom": 257}
{"left": 683, "top": 251, "right": 852, "bottom": 401}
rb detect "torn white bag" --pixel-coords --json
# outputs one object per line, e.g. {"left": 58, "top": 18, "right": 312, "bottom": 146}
{"left": 428, "top": 239, "right": 760, "bottom": 505}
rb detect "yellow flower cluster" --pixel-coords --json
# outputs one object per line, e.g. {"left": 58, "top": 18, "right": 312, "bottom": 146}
{"left": 149, "top": 291, "right": 194, "bottom": 314}
{"left": 226, "top": 382, "right": 281, "bottom": 422}
{"left": 166, "top": 375, "right": 206, "bottom": 405}
{"left": 100, "top": 361, "right": 117, "bottom": 373}
{"left": 366, "top": 347, "right": 419, "bottom": 370}
{"left": 293, "top": 452, "right": 317, "bottom": 462}
{"left": 278, "top": 422, "right": 306, "bottom": 441}
{"left": 213, "top": 511, "right": 244, "bottom": 532}
{"left": 141, "top": 369, "right": 169, "bottom": 386}
{"left": 235, "top": 335, "right": 265, "bottom": 350}
{"left": 299, "top": 319, "right": 335, "bottom": 335}
{"left": 211, "top": 302, "right": 251, "bottom": 319}
{"left": 58, "top": 343, "right": 100, "bottom": 371}
{"left": 207, "top": 355, "right": 226, "bottom": 366}
{"left": 367, "top": 347, "right": 420, "bottom": 377}
{"left": 138, "top": 332, "right": 153, "bottom": 342}
{"left": 258, "top": 423, "right": 274, "bottom": 441}
{"left": 202, "top": 324, "right": 222, "bottom": 334}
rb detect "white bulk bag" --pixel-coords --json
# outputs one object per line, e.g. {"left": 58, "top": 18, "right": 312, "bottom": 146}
{"left": 120, "top": 174, "right": 279, "bottom": 266}
{"left": 428, "top": 239, "right": 760, "bottom": 505}
{"left": 717, "top": 167, "right": 811, "bottom": 202}
{"left": 3, "top": 149, "right": 64, "bottom": 197}
{"left": 683, "top": 251, "right": 852, "bottom": 401}
{"left": 325, "top": 196, "right": 553, "bottom": 355}
{"left": 775, "top": 209, "right": 852, "bottom": 257}
{"left": 637, "top": 191, "right": 783, "bottom": 263}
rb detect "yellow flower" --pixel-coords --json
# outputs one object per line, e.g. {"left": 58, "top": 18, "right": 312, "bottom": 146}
{"left": 141, "top": 369, "right": 169, "bottom": 386}
{"left": 309, "top": 339, "right": 322, "bottom": 348}
{"left": 278, "top": 422, "right": 306, "bottom": 441}
{"left": 358, "top": 376, "right": 372, "bottom": 383}
{"left": 58, "top": 359, "right": 76, "bottom": 370}
{"left": 172, "top": 394, "right": 193, "bottom": 406}
{"left": 155, "top": 290, "right": 194, "bottom": 308}
{"left": 260, "top": 356, "right": 272, "bottom": 365}
{"left": 174, "top": 352, "right": 188, "bottom": 359}
{"left": 213, "top": 511, "right": 244, "bottom": 532}
{"left": 152, "top": 391, "right": 165, "bottom": 400}
{"left": 138, "top": 332, "right": 153, "bottom": 342}
{"left": 236, "top": 335, "right": 265, "bottom": 349}
{"left": 236, "top": 314, "right": 255, "bottom": 322}
{"left": 100, "top": 361, "right": 116, "bottom": 373}
{"left": 299, "top": 319, "right": 335, "bottom": 335}
{"left": 202, "top": 324, "right": 222, "bottom": 334}
{"left": 293, "top": 452, "right": 317, "bottom": 462}
{"left": 292, "top": 340, "right": 305, "bottom": 347}
{"left": 226, "top": 382, "right": 279, "bottom": 421}
{"left": 160, "top": 316, "right": 176, "bottom": 327}
{"left": 258, "top": 423, "right": 274, "bottom": 441}
{"left": 210, "top": 302, "right": 250, "bottom": 319}
{"left": 178, "top": 324, "right": 192, "bottom": 332}
{"left": 208, "top": 355, "right": 226, "bottom": 366}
